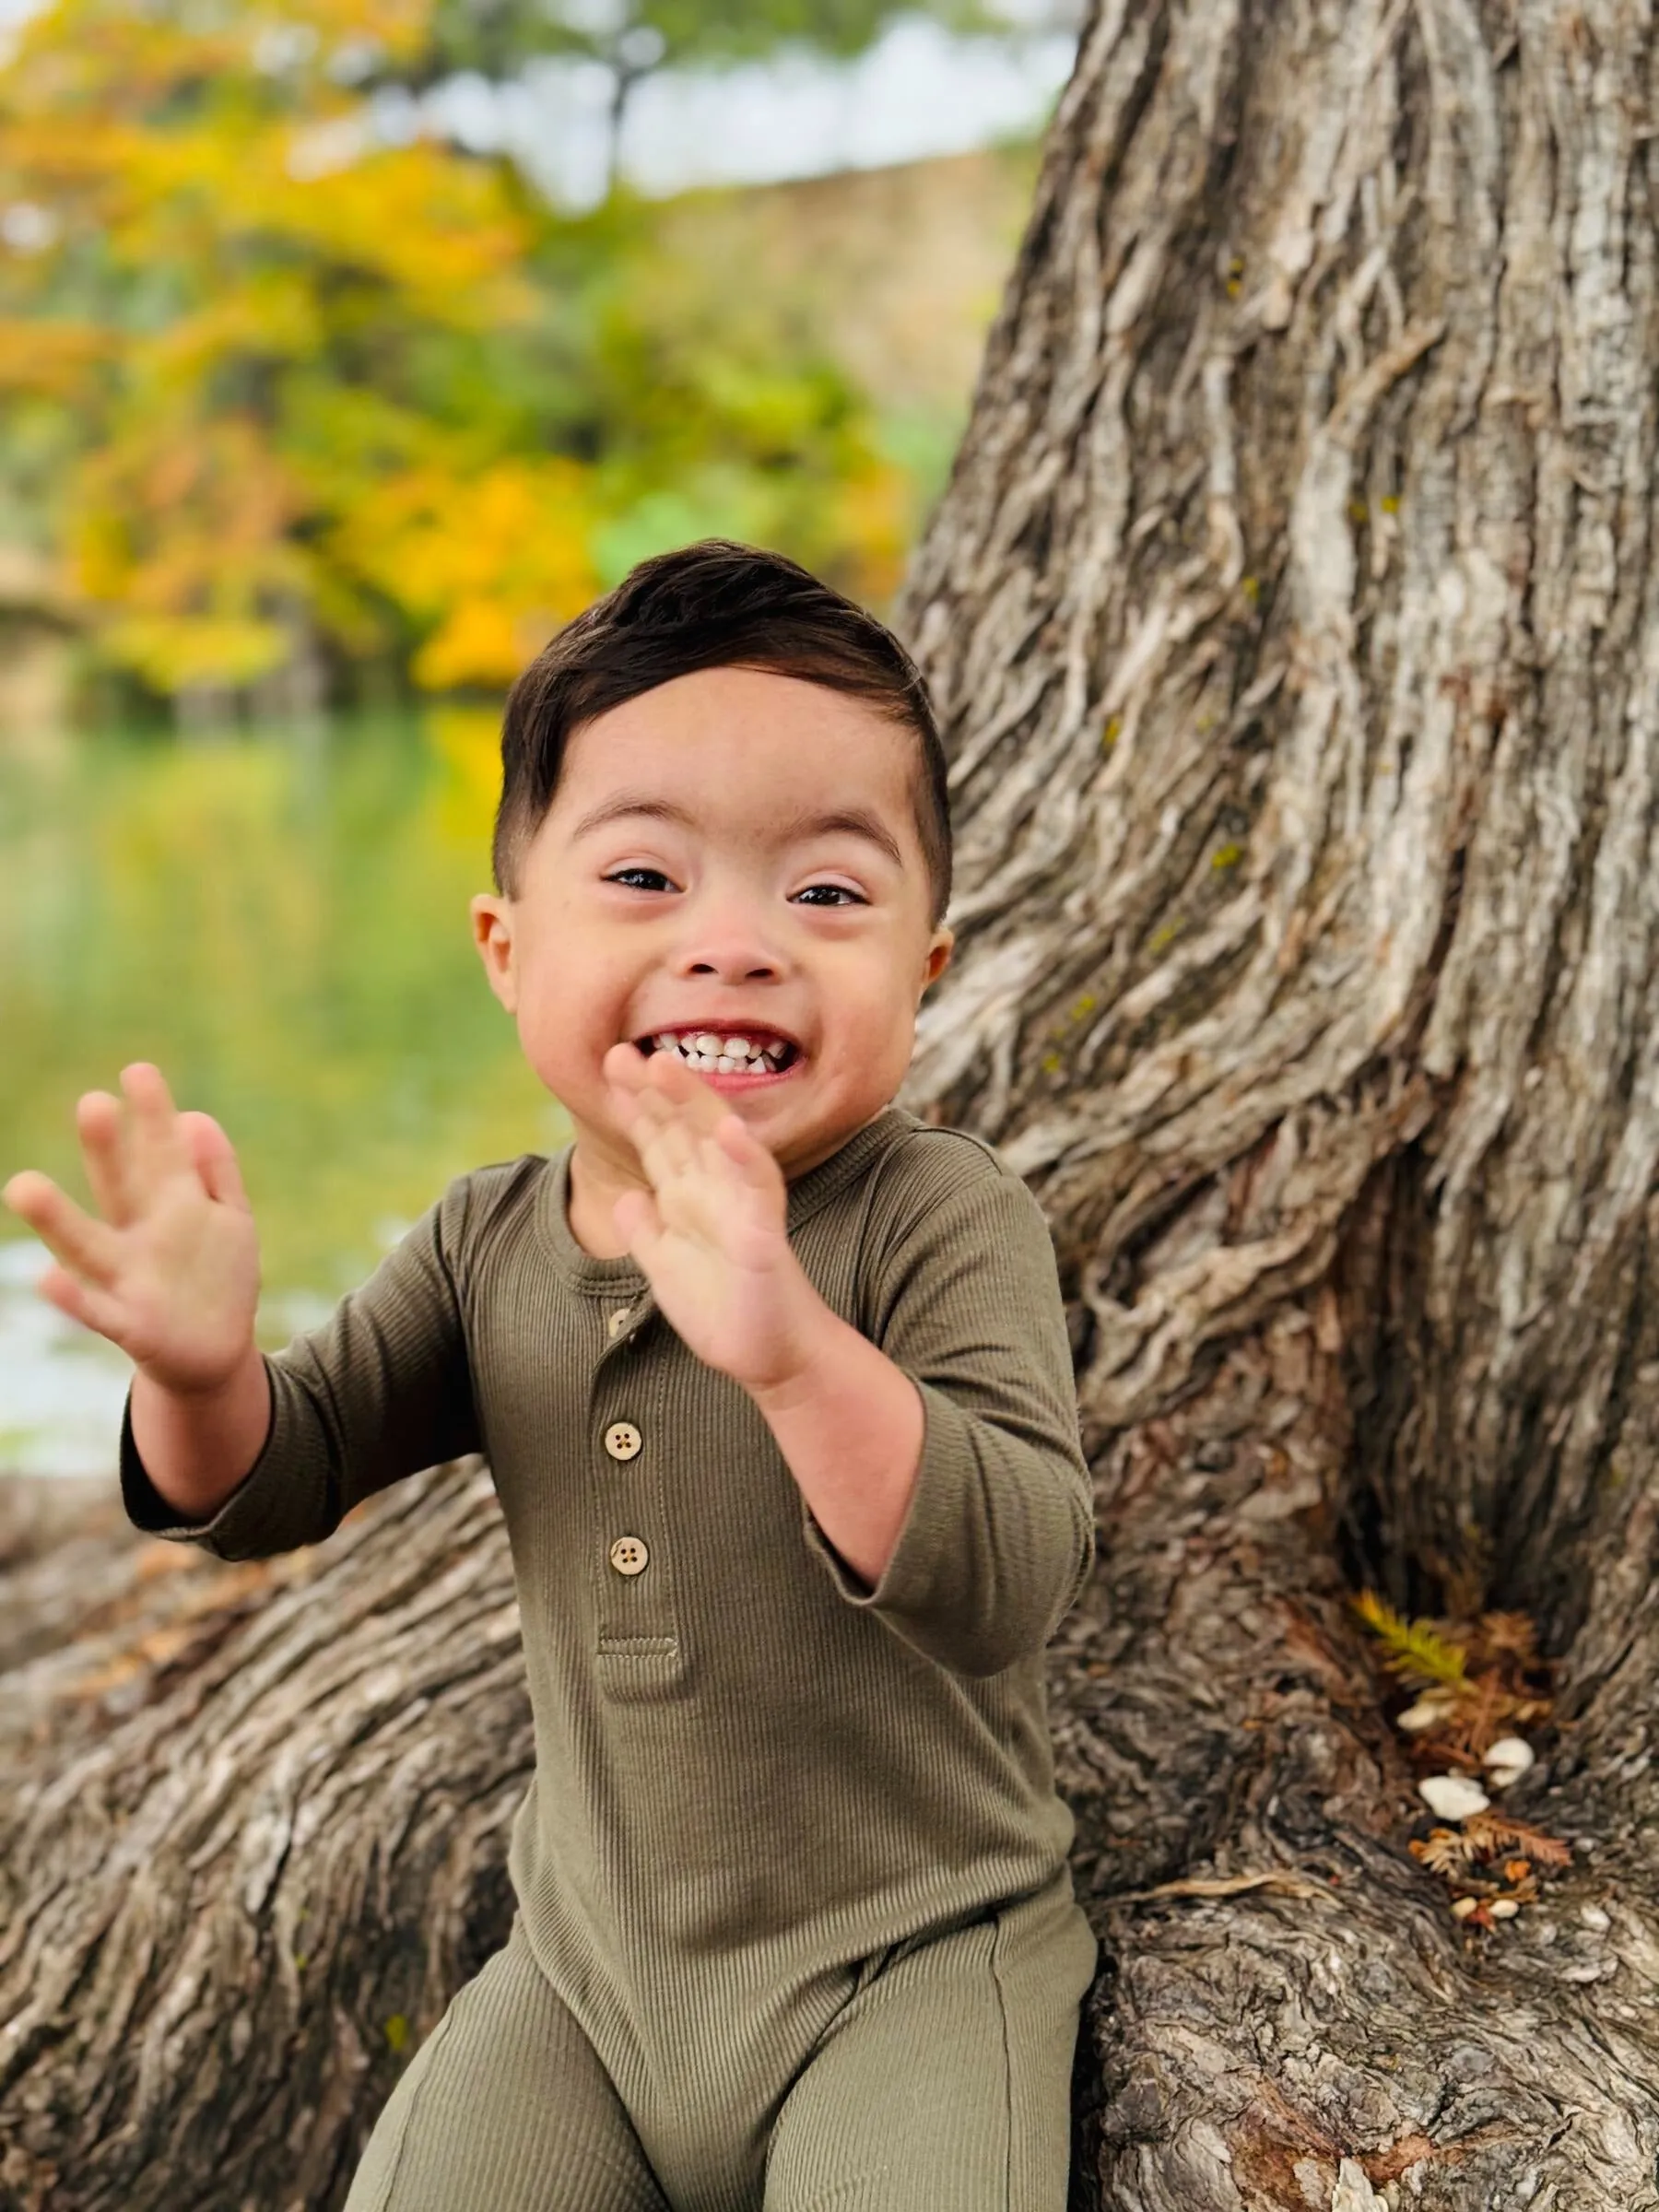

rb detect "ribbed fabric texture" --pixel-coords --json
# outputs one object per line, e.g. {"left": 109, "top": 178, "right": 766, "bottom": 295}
{"left": 124, "top": 1105, "right": 1099, "bottom": 2210}
{"left": 340, "top": 1883, "right": 1096, "bottom": 2212}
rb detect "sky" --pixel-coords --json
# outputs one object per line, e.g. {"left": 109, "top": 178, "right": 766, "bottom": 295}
{"left": 426, "top": 17, "right": 1080, "bottom": 209}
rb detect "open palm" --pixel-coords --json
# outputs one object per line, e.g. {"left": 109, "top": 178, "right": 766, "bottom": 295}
{"left": 2, "top": 1063, "right": 260, "bottom": 1393}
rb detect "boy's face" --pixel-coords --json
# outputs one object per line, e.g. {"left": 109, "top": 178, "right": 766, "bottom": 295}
{"left": 471, "top": 665, "right": 954, "bottom": 1196}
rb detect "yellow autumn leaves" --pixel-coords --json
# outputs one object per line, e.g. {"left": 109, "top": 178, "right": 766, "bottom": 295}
{"left": 0, "top": 0, "right": 912, "bottom": 707}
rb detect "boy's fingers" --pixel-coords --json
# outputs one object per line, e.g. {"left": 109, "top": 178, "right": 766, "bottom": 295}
{"left": 608, "top": 1048, "right": 762, "bottom": 1209}
{"left": 634, "top": 1105, "right": 698, "bottom": 1192}
{"left": 602, "top": 1041, "right": 650, "bottom": 1092}
{"left": 38, "top": 1264, "right": 127, "bottom": 1345}
{"left": 641, "top": 1050, "right": 727, "bottom": 1131}
{"left": 607, "top": 1046, "right": 736, "bottom": 1162}
{"left": 178, "top": 1112, "right": 251, "bottom": 1212}
{"left": 76, "top": 1089, "right": 134, "bottom": 1226}
{"left": 714, "top": 1112, "right": 782, "bottom": 1189}
{"left": 1, "top": 1171, "right": 120, "bottom": 1285}
{"left": 627, "top": 1080, "right": 694, "bottom": 1153}
{"left": 120, "top": 1062, "right": 191, "bottom": 1193}
{"left": 645, "top": 1064, "right": 737, "bottom": 1156}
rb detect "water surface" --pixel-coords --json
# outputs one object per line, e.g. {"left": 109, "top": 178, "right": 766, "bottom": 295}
{"left": 2, "top": 711, "right": 570, "bottom": 1476}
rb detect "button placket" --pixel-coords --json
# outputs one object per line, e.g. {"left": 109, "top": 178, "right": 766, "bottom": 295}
{"left": 591, "top": 1332, "right": 679, "bottom": 1668}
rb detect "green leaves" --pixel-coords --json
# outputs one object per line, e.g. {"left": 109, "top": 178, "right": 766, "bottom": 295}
{"left": 1352, "top": 1589, "right": 1469, "bottom": 1688}
{"left": 429, "top": 0, "right": 1000, "bottom": 84}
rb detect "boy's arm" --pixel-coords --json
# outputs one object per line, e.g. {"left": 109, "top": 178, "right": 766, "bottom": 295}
{"left": 124, "top": 1184, "right": 481, "bottom": 1561}
{"left": 747, "top": 1310, "right": 924, "bottom": 1589}
{"left": 127, "top": 1346, "right": 274, "bottom": 1523}
{"left": 771, "top": 1153, "right": 1095, "bottom": 1678}
{"left": 599, "top": 1046, "right": 1091, "bottom": 1680}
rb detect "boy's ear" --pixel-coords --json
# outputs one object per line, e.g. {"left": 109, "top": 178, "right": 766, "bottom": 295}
{"left": 471, "top": 894, "right": 519, "bottom": 1013}
{"left": 921, "top": 925, "right": 954, "bottom": 995}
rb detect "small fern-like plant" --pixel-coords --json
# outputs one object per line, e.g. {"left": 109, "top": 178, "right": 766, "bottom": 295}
{"left": 1352, "top": 1590, "right": 1469, "bottom": 1688}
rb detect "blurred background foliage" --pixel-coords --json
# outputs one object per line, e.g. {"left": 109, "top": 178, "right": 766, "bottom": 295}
{"left": 0, "top": 0, "right": 1041, "bottom": 716}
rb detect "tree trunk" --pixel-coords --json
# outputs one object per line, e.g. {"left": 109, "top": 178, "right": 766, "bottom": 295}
{"left": 0, "top": 1467, "right": 530, "bottom": 2211}
{"left": 7, "top": 3, "right": 1659, "bottom": 2206}
{"left": 899, "top": 0, "right": 1659, "bottom": 2200}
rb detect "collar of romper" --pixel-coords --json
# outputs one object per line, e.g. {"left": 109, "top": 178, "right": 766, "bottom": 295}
{"left": 535, "top": 1102, "right": 917, "bottom": 1297}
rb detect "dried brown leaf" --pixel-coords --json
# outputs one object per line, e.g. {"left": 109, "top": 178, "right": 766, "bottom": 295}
{"left": 1442, "top": 1671, "right": 1522, "bottom": 1759}
{"left": 1476, "top": 1611, "right": 1540, "bottom": 1666}
{"left": 1462, "top": 1812, "right": 1571, "bottom": 1869}
{"left": 1410, "top": 1828, "right": 1475, "bottom": 1876}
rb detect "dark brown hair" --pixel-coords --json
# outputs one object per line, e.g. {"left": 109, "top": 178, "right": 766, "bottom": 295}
{"left": 492, "top": 539, "right": 952, "bottom": 927}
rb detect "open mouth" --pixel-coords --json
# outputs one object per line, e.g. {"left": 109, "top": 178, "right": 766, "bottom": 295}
{"left": 635, "top": 1028, "right": 801, "bottom": 1076}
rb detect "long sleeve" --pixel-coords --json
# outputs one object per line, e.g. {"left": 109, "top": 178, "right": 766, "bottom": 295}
{"left": 802, "top": 1134, "right": 1095, "bottom": 1677}
{"left": 120, "top": 1175, "right": 482, "bottom": 1560}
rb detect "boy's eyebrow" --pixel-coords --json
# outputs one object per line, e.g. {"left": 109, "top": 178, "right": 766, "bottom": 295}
{"left": 571, "top": 794, "right": 906, "bottom": 870}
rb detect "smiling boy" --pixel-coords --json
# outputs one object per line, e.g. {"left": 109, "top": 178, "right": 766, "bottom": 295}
{"left": 4, "top": 542, "right": 1098, "bottom": 2211}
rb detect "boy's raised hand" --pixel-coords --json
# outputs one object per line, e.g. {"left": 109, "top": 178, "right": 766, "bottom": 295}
{"left": 603, "top": 1043, "right": 815, "bottom": 1396}
{"left": 2, "top": 1063, "right": 260, "bottom": 1393}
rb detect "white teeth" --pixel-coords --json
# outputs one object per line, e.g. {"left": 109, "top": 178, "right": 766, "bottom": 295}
{"left": 646, "top": 1029, "right": 794, "bottom": 1068}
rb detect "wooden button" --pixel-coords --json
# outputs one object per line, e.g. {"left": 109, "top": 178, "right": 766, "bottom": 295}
{"left": 604, "top": 1421, "right": 642, "bottom": 1460}
{"left": 608, "top": 1535, "right": 649, "bottom": 1577}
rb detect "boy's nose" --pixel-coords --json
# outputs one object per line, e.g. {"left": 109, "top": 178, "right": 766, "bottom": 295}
{"left": 673, "top": 906, "right": 782, "bottom": 982}
{"left": 680, "top": 947, "right": 780, "bottom": 981}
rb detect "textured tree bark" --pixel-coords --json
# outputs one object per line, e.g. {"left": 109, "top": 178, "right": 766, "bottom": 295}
{"left": 899, "top": 0, "right": 1659, "bottom": 2200}
{"left": 8, "top": 3, "right": 1659, "bottom": 2206}
{"left": 0, "top": 1468, "right": 530, "bottom": 2211}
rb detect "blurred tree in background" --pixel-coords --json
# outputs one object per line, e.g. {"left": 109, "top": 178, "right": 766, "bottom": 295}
{"left": 0, "top": 0, "right": 957, "bottom": 723}
{"left": 427, "top": 0, "right": 999, "bottom": 193}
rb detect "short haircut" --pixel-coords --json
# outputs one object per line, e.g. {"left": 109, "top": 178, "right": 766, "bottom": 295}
{"left": 492, "top": 540, "right": 953, "bottom": 928}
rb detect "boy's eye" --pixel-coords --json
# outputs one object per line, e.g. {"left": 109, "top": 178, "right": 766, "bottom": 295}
{"left": 604, "top": 870, "right": 865, "bottom": 907}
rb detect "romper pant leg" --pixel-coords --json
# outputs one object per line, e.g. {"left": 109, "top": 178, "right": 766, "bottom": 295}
{"left": 345, "top": 1920, "right": 670, "bottom": 2212}
{"left": 762, "top": 1881, "right": 1097, "bottom": 2212}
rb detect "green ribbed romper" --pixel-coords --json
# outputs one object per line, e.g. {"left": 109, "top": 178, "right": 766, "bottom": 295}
{"left": 123, "top": 1107, "right": 1100, "bottom": 2212}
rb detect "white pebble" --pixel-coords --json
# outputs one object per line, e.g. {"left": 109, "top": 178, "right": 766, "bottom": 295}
{"left": 1580, "top": 1904, "right": 1611, "bottom": 1933}
{"left": 1418, "top": 1774, "right": 1490, "bottom": 1821}
{"left": 1482, "top": 1735, "right": 1535, "bottom": 1788}
{"left": 1450, "top": 1896, "right": 1478, "bottom": 1920}
{"left": 1488, "top": 1898, "right": 1520, "bottom": 1920}
{"left": 1397, "top": 1695, "right": 1456, "bottom": 1732}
